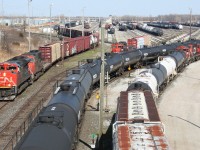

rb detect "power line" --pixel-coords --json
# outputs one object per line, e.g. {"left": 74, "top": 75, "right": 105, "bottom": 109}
{"left": 180, "top": 74, "right": 200, "bottom": 81}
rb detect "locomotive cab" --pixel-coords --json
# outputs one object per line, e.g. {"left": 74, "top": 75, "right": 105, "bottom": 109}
{"left": 111, "top": 43, "right": 125, "bottom": 53}
{"left": 0, "top": 63, "right": 19, "bottom": 100}
{"left": 0, "top": 63, "right": 18, "bottom": 87}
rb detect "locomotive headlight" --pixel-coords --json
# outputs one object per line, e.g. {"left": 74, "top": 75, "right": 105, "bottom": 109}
{"left": 3, "top": 72, "right": 6, "bottom": 77}
{"left": 8, "top": 83, "right": 11, "bottom": 87}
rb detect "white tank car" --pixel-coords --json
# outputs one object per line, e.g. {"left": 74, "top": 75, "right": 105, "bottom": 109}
{"left": 134, "top": 71, "right": 158, "bottom": 96}
{"left": 156, "top": 56, "right": 176, "bottom": 80}
{"left": 178, "top": 24, "right": 183, "bottom": 30}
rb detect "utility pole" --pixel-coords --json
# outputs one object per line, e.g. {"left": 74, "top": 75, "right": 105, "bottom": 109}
{"left": 50, "top": 3, "right": 53, "bottom": 42}
{"left": 0, "top": 0, "right": 4, "bottom": 49}
{"left": 189, "top": 8, "right": 192, "bottom": 40}
{"left": 82, "top": 7, "right": 85, "bottom": 36}
{"left": 28, "top": 0, "right": 32, "bottom": 51}
{"left": 68, "top": 12, "right": 71, "bottom": 38}
{"left": 99, "top": 24, "right": 105, "bottom": 146}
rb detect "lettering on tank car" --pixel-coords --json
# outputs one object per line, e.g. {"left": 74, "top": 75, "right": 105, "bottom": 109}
{"left": 125, "top": 58, "right": 130, "bottom": 62}
{"left": 162, "top": 49, "right": 166, "bottom": 52}
{"left": 93, "top": 74, "right": 97, "bottom": 79}
{"left": 51, "top": 107, "right": 56, "bottom": 111}
{"left": 78, "top": 111, "right": 81, "bottom": 121}
{"left": 110, "top": 65, "right": 113, "bottom": 69}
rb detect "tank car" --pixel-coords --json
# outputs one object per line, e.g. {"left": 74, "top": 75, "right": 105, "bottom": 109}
{"left": 169, "top": 51, "right": 186, "bottom": 70}
{"left": 127, "top": 51, "right": 187, "bottom": 95}
{"left": 17, "top": 68, "right": 93, "bottom": 150}
{"left": 107, "top": 27, "right": 115, "bottom": 34}
{"left": 127, "top": 23, "right": 135, "bottom": 30}
{"left": 79, "top": 58, "right": 101, "bottom": 85}
{"left": 119, "top": 23, "right": 127, "bottom": 31}
{"left": 137, "top": 23, "right": 163, "bottom": 36}
{"left": 104, "top": 53, "right": 124, "bottom": 75}
{"left": 120, "top": 49, "right": 142, "bottom": 69}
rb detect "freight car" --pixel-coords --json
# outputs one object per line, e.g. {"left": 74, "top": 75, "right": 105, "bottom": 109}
{"left": 15, "top": 40, "right": 200, "bottom": 150}
{"left": 0, "top": 33, "right": 100, "bottom": 100}
{"left": 113, "top": 90, "right": 169, "bottom": 150}
{"left": 137, "top": 23, "right": 163, "bottom": 36}
{"left": 58, "top": 28, "right": 93, "bottom": 38}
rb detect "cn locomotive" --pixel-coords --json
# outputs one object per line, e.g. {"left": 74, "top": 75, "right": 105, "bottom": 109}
{"left": 15, "top": 39, "right": 200, "bottom": 150}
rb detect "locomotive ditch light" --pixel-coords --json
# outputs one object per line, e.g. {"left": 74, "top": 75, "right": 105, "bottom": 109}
{"left": 3, "top": 72, "right": 6, "bottom": 77}
{"left": 128, "top": 65, "right": 131, "bottom": 71}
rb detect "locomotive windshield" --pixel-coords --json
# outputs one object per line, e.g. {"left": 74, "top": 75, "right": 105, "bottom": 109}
{"left": 7, "top": 66, "right": 17, "bottom": 70}
{"left": 0, "top": 65, "right": 5, "bottom": 70}
{"left": 0, "top": 64, "right": 17, "bottom": 71}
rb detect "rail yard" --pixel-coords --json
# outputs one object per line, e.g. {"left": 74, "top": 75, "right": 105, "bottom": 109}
{"left": 0, "top": 2, "right": 200, "bottom": 150}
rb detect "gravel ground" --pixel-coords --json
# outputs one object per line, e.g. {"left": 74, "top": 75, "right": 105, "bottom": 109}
{"left": 158, "top": 61, "right": 200, "bottom": 150}
{"left": 77, "top": 74, "right": 133, "bottom": 150}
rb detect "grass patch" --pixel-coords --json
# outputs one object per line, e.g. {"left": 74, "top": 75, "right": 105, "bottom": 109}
{"left": 62, "top": 44, "right": 110, "bottom": 68}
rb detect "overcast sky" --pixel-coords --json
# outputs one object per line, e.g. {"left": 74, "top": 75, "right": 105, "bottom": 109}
{"left": 2, "top": 0, "right": 200, "bottom": 17}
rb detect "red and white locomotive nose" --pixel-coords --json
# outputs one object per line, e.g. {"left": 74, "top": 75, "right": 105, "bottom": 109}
{"left": 0, "top": 64, "right": 16, "bottom": 88}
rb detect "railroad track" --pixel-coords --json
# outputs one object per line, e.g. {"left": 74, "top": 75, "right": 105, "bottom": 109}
{"left": 126, "top": 26, "right": 199, "bottom": 46}
{"left": 0, "top": 67, "right": 77, "bottom": 150}
{"left": 0, "top": 102, "right": 8, "bottom": 110}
